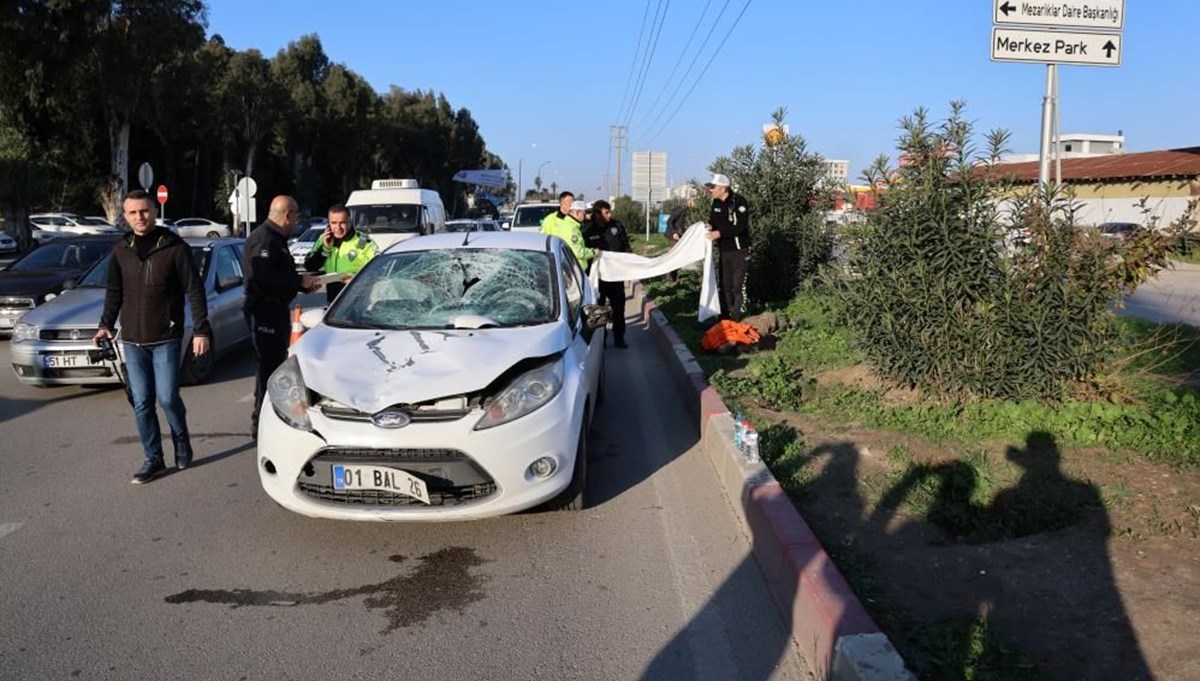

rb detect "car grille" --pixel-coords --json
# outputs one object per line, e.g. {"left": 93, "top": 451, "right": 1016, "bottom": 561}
{"left": 0, "top": 297, "right": 35, "bottom": 311}
{"left": 39, "top": 327, "right": 97, "bottom": 342}
{"left": 44, "top": 367, "right": 114, "bottom": 378}
{"left": 297, "top": 481, "right": 497, "bottom": 507}
{"left": 298, "top": 447, "right": 497, "bottom": 507}
{"left": 317, "top": 402, "right": 471, "bottom": 423}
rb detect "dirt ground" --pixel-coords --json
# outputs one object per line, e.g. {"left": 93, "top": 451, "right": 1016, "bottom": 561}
{"left": 759, "top": 408, "right": 1200, "bottom": 680}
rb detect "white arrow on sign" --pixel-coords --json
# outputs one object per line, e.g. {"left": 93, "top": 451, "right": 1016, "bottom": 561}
{"left": 991, "top": 27, "right": 1121, "bottom": 66}
{"left": 994, "top": 0, "right": 1124, "bottom": 30}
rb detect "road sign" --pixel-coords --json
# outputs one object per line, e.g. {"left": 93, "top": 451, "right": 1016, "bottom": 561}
{"left": 994, "top": 0, "right": 1124, "bottom": 30}
{"left": 156, "top": 185, "right": 169, "bottom": 204}
{"left": 137, "top": 163, "right": 153, "bottom": 192}
{"left": 236, "top": 176, "right": 257, "bottom": 198}
{"left": 991, "top": 27, "right": 1121, "bottom": 66}
{"left": 228, "top": 176, "right": 258, "bottom": 225}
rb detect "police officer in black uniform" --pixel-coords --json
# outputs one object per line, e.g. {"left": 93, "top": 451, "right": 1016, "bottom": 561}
{"left": 242, "top": 195, "right": 318, "bottom": 439}
{"left": 583, "top": 200, "right": 632, "bottom": 348}
{"left": 705, "top": 173, "right": 751, "bottom": 321}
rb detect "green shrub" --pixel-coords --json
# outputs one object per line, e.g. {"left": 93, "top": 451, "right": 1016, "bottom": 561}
{"left": 837, "top": 102, "right": 1177, "bottom": 401}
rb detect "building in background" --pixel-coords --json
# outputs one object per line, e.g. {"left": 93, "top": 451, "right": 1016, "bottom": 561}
{"left": 1001, "top": 132, "right": 1125, "bottom": 164}
{"left": 824, "top": 159, "right": 850, "bottom": 184}
{"left": 989, "top": 146, "right": 1199, "bottom": 227}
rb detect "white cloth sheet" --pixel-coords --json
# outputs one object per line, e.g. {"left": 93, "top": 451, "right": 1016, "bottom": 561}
{"left": 590, "top": 222, "right": 720, "bottom": 321}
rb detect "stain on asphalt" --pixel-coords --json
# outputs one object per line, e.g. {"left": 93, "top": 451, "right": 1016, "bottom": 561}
{"left": 164, "top": 547, "right": 488, "bottom": 633}
{"left": 111, "top": 432, "right": 247, "bottom": 445}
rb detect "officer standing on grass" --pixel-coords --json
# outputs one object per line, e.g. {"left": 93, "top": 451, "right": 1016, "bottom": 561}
{"left": 705, "top": 173, "right": 751, "bottom": 321}
{"left": 243, "top": 195, "right": 318, "bottom": 440}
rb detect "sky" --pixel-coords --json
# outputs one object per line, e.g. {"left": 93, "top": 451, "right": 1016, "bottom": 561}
{"left": 204, "top": 0, "right": 1199, "bottom": 199}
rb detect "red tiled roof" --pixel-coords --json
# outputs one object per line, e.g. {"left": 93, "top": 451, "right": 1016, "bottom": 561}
{"left": 989, "top": 147, "right": 1200, "bottom": 182}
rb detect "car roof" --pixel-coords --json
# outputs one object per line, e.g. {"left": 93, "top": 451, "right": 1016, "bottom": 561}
{"left": 183, "top": 236, "right": 245, "bottom": 248}
{"left": 382, "top": 231, "right": 555, "bottom": 255}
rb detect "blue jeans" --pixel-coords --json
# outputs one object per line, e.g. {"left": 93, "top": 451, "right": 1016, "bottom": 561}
{"left": 121, "top": 340, "right": 192, "bottom": 465}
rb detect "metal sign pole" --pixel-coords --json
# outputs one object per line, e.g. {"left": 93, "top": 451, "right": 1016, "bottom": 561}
{"left": 1038, "top": 63, "right": 1053, "bottom": 189}
{"left": 1053, "top": 64, "right": 1062, "bottom": 189}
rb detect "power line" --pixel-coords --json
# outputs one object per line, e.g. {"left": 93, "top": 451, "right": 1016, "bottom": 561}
{"left": 622, "top": 0, "right": 672, "bottom": 128}
{"left": 631, "top": 0, "right": 715, "bottom": 134}
{"left": 633, "top": 0, "right": 734, "bottom": 142}
{"left": 615, "top": 0, "right": 655, "bottom": 124}
{"left": 637, "top": 0, "right": 754, "bottom": 148}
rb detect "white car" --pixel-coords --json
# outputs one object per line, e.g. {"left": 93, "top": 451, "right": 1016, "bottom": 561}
{"left": 29, "top": 213, "right": 120, "bottom": 236}
{"left": 0, "top": 232, "right": 17, "bottom": 256}
{"left": 289, "top": 227, "right": 323, "bottom": 269}
{"left": 172, "top": 217, "right": 230, "bottom": 238}
{"left": 507, "top": 203, "right": 559, "bottom": 233}
{"left": 257, "top": 231, "right": 610, "bottom": 521}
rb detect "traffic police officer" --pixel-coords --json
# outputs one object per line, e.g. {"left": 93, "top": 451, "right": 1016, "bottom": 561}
{"left": 303, "top": 204, "right": 377, "bottom": 303}
{"left": 243, "top": 195, "right": 317, "bottom": 439}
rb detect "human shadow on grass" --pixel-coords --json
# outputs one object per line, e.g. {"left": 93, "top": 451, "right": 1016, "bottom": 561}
{"left": 860, "top": 431, "right": 1154, "bottom": 680}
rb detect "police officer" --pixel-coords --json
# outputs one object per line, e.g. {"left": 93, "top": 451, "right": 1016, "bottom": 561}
{"left": 541, "top": 196, "right": 594, "bottom": 271}
{"left": 705, "top": 173, "right": 751, "bottom": 321}
{"left": 243, "top": 195, "right": 318, "bottom": 439}
{"left": 303, "top": 204, "right": 377, "bottom": 303}
{"left": 583, "top": 199, "right": 631, "bottom": 347}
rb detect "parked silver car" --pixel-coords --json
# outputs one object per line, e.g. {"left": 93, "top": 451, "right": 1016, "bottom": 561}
{"left": 10, "top": 237, "right": 250, "bottom": 386}
{"left": 172, "top": 217, "right": 231, "bottom": 238}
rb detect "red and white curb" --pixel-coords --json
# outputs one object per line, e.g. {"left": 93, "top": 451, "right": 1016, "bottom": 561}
{"left": 634, "top": 284, "right": 914, "bottom": 681}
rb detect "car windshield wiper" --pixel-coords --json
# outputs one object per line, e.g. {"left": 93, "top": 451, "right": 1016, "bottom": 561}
{"left": 325, "top": 318, "right": 377, "bottom": 329}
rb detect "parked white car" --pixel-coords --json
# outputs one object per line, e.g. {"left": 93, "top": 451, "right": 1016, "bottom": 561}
{"left": 289, "top": 227, "right": 323, "bottom": 269}
{"left": 172, "top": 217, "right": 230, "bottom": 238}
{"left": 256, "top": 231, "right": 609, "bottom": 521}
{"left": 29, "top": 213, "right": 120, "bottom": 236}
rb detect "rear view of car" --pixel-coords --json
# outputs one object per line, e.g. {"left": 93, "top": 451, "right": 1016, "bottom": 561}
{"left": 509, "top": 203, "right": 557, "bottom": 234}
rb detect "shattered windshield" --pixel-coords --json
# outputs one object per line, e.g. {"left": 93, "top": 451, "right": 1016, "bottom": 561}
{"left": 351, "top": 204, "right": 422, "bottom": 235}
{"left": 325, "top": 248, "right": 556, "bottom": 330}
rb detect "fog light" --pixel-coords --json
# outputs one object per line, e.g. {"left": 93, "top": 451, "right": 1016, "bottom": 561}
{"left": 261, "top": 458, "right": 276, "bottom": 475}
{"left": 529, "top": 457, "right": 557, "bottom": 478}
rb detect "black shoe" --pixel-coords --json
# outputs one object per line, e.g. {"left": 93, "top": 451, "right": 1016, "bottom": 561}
{"left": 614, "top": 340, "right": 628, "bottom": 349}
{"left": 131, "top": 460, "right": 166, "bottom": 485}
{"left": 175, "top": 452, "right": 193, "bottom": 470}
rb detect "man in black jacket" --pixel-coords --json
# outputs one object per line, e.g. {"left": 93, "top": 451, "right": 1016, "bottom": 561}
{"left": 705, "top": 173, "right": 751, "bottom": 321}
{"left": 94, "top": 190, "right": 211, "bottom": 484}
{"left": 243, "top": 195, "right": 318, "bottom": 440}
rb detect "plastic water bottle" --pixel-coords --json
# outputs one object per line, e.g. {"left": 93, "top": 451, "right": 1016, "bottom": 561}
{"left": 733, "top": 411, "right": 746, "bottom": 451}
{"left": 742, "top": 422, "right": 761, "bottom": 463}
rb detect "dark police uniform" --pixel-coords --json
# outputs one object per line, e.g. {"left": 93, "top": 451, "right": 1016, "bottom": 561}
{"left": 709, "top": 191, "right": 751, "bottom": 321}
{"left": 583, "top": 217, "right": 632, "bottom": 347}
{"left": 242, "top": 219, "right": 302, "bottom": 436}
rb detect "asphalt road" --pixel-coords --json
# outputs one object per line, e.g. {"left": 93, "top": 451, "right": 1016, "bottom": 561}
{"left": 1122, "top": 261, "right": 1200, "bottom": 326}
{"left": 0, "top": 318, "right": 808, "bottom": 680}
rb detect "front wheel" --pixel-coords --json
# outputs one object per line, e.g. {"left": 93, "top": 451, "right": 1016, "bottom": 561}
{"left": 206, "top": 231, "right": 220, "bottom": 239}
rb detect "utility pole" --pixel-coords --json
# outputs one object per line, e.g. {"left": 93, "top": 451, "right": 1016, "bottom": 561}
{"left": 610, "top": 125, "right": 628, "bottom": 199}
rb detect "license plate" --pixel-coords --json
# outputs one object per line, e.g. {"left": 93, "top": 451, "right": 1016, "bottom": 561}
{"left": 43, "top": 354, "right": 97, "bottom": 368}
{"left": 332, "top": 464, "right": 431, "bottom": 504}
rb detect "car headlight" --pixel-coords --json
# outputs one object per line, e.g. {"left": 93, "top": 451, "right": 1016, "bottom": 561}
{"left": 267, "top": 355, "right": 312, "bottom": 431}
{"left": 475, "top": 358, "right": 564, "bottom": 430}
{"left": 12, "top": 322, "right": 39, "bottom": 343}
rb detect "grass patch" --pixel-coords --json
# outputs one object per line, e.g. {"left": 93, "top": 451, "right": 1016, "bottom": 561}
{"left": 629, "top": 232, "right": 672, "bottom": 257}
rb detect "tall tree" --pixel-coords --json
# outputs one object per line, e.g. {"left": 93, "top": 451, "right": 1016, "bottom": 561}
{"left": 91, "top": 0, "right": 207, "bottom": 218}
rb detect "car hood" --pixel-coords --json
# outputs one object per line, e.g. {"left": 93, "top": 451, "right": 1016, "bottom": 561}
{"left": 0, "top": 269, "right": 80, "bottom": 297}
{"left": 295, "top": 322, "right": 569, "bottom": 413}
{"left": 15, "top": 287, "right": 105, "bottom": 326}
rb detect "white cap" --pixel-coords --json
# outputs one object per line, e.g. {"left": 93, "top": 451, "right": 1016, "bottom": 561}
{"left": 704, "top": 173, "right": 731, "bottom": 188}
{"left": 569, "top": 200, "right": 588, "bottom": 213}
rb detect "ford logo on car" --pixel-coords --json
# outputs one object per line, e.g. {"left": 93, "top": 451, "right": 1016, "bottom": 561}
{"left": 371, "top": 409, "right": 411, "bottom": 429}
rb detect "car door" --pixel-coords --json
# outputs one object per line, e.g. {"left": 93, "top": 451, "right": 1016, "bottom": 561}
{"left": 208, "top": 244, "right": 245, "bottom": 352}
{"left": 559, "top": 247, "right": 604, "bottom": 414}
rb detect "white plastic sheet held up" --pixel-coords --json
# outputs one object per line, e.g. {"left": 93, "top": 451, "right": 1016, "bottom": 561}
{"left": 591, "top": 223, "right": 720, "bottom": 321}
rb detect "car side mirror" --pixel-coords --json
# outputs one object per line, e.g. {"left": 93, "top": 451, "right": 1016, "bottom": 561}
{"left": 500, "top": 222, "right": 511, "bottom": 231}
{"left": 299, "top": 307, "right": 326, "bottom": 330}
{"left": 62, "top": 279, "right": 76, "bottom": 291}
{"left": 218, "top": 276, "right": 242, "bottom": 291}
{"left": 583, "top": 304, "right": 612, "bottom": 330}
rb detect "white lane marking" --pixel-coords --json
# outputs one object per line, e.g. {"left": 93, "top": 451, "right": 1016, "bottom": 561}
{"left": 237, "top": 393, "right": 254, "bottom": 404}
{"left": 0, "top": 523, "right": 23, "bottom": 540}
